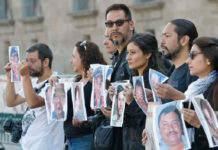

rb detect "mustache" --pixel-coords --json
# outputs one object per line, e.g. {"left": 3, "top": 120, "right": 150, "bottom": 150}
{"left": 167, "top": 131, "right": 178, "bottom": 136}
{"left": 111, "top": 32, "right": 122, "bottom": 36}
{"left": 161, "top": 44, "right": 168, "bottom": 50}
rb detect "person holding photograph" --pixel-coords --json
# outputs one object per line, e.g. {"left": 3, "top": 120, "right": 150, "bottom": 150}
{"left": 50, "top": 41, "right": 107, "bottom": 150}
{"left": 110, "top": 33, "right": 162, "bottom": 149}
{"left": 52, "top": 83, "right": 66, "bottom": 120}
{"left": 4, "top": 43, "right": 64, "bottom": 150}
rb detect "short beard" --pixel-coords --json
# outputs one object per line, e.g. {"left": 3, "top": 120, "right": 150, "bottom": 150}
{"left": 114, "top": 30, "right": 130, "bottom": 47}
{"left": 30, "top": 64, "right": 44, "bottom": 77}
{"left": 165, "top": 44, "right": 182, "bottom": 60}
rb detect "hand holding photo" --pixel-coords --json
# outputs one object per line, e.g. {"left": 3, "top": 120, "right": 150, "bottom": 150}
{"left": 149, "top": 69, "right": 168, "bottom": 103}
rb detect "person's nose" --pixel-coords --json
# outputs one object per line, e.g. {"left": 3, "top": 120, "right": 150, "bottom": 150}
{"left": 185, "top": 57, "right": 191, "bottom": 64}
{"left": 126, "top": 53, "right": 131, "bottom": 61}
{"left": 160, "top": 37, "right": 166, "bottom": 45}
{"left": 70, "top": 57, "right": 73, "bottom": 64}
{"left": 103, "top": 39, "right": 108, "bottom": 46}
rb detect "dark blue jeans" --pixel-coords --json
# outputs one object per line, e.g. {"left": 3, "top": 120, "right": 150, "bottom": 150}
{"left": 68, "top": 134, "right": 93, "bottom": 150}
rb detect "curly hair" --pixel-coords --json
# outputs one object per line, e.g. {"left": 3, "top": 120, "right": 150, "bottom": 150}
{"left": 74, "top": 41, "right": 107, "bottom": 80}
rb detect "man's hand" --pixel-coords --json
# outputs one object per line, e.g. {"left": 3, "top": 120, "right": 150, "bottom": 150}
{"left": 18, "top": 61, "right": 29, "bottom": 78}
{"left": 154, "top": 83, "right": 185, "bottom": 100}
{"left": 108, "top": 86, "right": 115, "bottom": 101}
{"left": 4, "top": 63, "right": 12, "bottom": 80}
{"left": 142, "top": 129, "right": 147, "bottom": 146}
{"left": 181, "top": 108, "right": 201, "bottom": 128}
{"left": 124, "top": 84, "right": 133, "bottom": 105}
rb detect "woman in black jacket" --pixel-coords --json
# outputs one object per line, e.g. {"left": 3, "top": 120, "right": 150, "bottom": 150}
{"left": 109, "top": 33, "right": 163, "bottom": 150}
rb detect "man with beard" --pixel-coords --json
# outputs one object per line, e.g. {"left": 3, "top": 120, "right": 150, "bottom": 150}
{"left": 153, "top": 19, "right": 198, "bottom": 103}
{"left": 105, "top": 4, "right": 134, "bottom": 82}
{"left": 4, "top": 43, "right": 64, "bottom": 150}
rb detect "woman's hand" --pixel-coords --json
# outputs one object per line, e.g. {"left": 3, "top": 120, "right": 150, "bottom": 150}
{"left": 87, "top": 68, "right": 93, "bottom": 83}
{"left": 142, "top": 129, "right": 147, "bottom": 146}
{"left": 49, "top": 76, "right": 59, "bottom": 86}
{"left": 181, "top": 108, "right": 201, "bottom": 128}
{"left": 72, "top": 117, "right": 83, "bottom": 127}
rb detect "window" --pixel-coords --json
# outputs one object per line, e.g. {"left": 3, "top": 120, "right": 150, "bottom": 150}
{"left": 134, "top": 0, "right": 153, "bottom": 4}
{"left": 22, "top": 0, "right": 39, "bottom": 18}
{"left": 0, "top": 0, "right": 7, "bottom": 20}
{"left": 72, "top": 0, "right": 91, "bottom": 13}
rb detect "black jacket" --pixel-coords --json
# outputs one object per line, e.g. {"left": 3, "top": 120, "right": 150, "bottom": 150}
{"left": 122, "top": 71, "right": 150, "bottom": 150}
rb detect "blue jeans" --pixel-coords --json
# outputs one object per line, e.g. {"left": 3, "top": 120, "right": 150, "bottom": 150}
{"left": 68, "top": 134, "right": 93, "bottom": 150}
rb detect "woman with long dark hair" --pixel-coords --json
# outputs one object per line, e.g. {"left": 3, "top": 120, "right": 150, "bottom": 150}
{"left": 109, "top": 33, "right": 162, "bottom": 149}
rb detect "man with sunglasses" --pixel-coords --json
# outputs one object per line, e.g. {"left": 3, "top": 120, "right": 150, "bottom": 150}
{"left": 105, "top": 3, "right": 134, "bottom": 82}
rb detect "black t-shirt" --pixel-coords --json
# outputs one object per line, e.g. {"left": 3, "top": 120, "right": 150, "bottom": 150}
{"left": 162, "top": 63, "right": 198, "bottom": 104}
{"left": 64, "top": 82, "right": 94, "bottom": 139}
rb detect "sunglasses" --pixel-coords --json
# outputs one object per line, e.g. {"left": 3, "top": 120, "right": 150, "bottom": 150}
{"left": 189, "top": 51, "right": 202, "bottom": 59}
{"left": 105, "top": 19, "right": 129, "bottom": 28}
{"left": 80, "top": 40, "right": 87, "bottom": 50}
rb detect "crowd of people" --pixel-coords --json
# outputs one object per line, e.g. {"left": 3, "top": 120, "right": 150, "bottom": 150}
{"left": 3, "top": 3, "right": 218, "bottom": 150}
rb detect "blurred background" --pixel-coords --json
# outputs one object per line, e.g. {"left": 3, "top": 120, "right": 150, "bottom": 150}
{"left": 0, "top": 0, "right": 218, "bottom": 75}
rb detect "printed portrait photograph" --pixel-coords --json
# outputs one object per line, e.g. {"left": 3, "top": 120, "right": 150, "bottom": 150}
{"left": 153, "top": 101, "right": 191, "bottom": 150}
{"left": 110, "top": 83, "right": 127, "bottom": 127}
{"left": 91, "top": 65, "right": 105, "bottom": 109}
{"left": 149, "top": 69, "right": 168, "bottom": 103}
{"left": 9, "top": 46, "right": 21, "bottom": 82}
{"left": 133, "top": 76, "right": 148, "bottom": 114}
{"left": 192, "top": 96, "right": 218, "bottom": 147}
{"left": 72, "top": 82, "right": 87, "bottom": 121}
{"left": 51, "top": 83, "right": 67, "bottom": 121}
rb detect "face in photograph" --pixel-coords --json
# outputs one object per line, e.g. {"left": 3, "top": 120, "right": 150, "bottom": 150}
{"left": 10, "top": 47, "right": 20, "bottom": 81}
{"left": 94, "top": 67, "right": 103, "bottom": 106}
{"left": 117, "top": 89, "right": 125, "bottom": 120}
{"left": 74, "top": 85, "right": 83, "bottom": 113}
{"left": 52, "top": 84, "right": 66, "bottom": 120}
{"left": 200, "top": 100, "right": 216, "bottom": 132}
{"left": 151, "top": 73, "right": 159, "bottom": 88}
{"left": 158, "top": 105, "right": 185, "bottom": 149}
{"left": 135, "top": 80, "right": 148, "bottom": 111}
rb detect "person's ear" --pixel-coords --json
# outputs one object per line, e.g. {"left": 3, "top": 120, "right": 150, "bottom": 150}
{"left": 145, "top": 53, "right": 152, "bottom": 60}
{"left": 180, "top": 35, "right": 190, "bottom": 47}
{"left": 43, "top": 58, "right": 50, "bottom": 68}
{"left": 129, "top": 20, "right": 135, "bottom": 32}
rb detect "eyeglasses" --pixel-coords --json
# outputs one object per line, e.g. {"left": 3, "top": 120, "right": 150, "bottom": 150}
{"left": 189, "top": 51, "right": 202, "bottom": 60}
{"left": 105, "top": 19, "right": 129, "bottom": 28}
{"left": 80, "top": 40, "right": 87, "bottom": 50}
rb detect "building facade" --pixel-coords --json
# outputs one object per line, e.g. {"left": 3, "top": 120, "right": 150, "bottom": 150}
{"left": 0, "top": 0, "right": 218, "bottom": 74}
